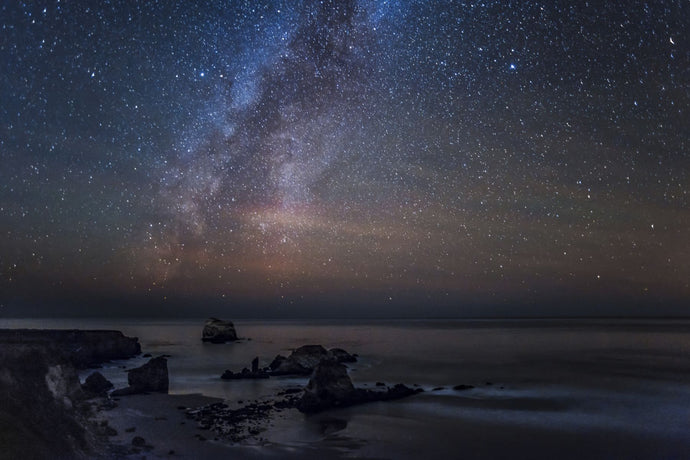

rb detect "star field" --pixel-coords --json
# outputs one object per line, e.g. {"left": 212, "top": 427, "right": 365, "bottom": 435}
{"left": 1, "top": 1, "right": 688, "bottom": 317}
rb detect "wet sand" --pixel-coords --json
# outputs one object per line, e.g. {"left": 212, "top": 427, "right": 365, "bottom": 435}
{"left": 96, "top": 390, "right": 690, "bottom": 459}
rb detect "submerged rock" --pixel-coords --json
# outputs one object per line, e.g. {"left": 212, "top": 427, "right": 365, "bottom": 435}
{"left": 82, "top": 371, "right": 114, "bottom": 397}
{"left": 453, "top": 384, "right": 475, "bottom": 391}
{"left": 201, "top": 318, "right": 238, "bottom": 343}
{"left": 111, "top": 356, "right": 168, "bottom": 396}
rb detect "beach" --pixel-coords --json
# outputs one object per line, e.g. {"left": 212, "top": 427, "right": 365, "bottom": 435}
{"left": 2, "top": 318, "right": 690, "bottom": 459}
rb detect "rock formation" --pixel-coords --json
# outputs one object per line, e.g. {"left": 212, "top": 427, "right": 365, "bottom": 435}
{"left": 221, "top": 356, "right": 270, "bottom": 380}
{"left": 296, "top": 360, "right": 422, "bottom": 413}
{"left": 111, "top": 356, "right": 169, "bottom": 396}
{"left": 201, "top": 318, "right": 238, "bottom": 343}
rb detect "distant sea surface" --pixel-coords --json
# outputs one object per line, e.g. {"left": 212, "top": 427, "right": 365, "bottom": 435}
{"left": 3, "top": 317, "right": 690, "bottom": 459}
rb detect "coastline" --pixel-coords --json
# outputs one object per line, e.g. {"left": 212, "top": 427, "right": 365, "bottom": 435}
{"left": 2, "top": 319, "right": 690, "bottom": 459}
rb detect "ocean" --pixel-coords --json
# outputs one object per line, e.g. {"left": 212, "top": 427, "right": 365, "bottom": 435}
{"left": 3, "top": 317, "right": 690, "bottom": 459}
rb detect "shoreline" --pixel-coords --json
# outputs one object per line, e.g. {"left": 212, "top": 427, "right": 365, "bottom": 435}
{"left": 2, "top": 321, "right": 690, "bottom": 459}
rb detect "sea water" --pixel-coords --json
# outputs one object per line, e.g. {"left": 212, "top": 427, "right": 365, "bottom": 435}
{"left": 3, "top": 317, "right": 690, "bottom": 458}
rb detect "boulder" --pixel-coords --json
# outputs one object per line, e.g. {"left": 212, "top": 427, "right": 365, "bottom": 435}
{"left": 111, "top": 356, "right": 168, "bottom": 396}
{"left": 202, "top": 318, "right": 238, "bottom": 343}
{"left": 82, "top": 371, "right": 113, "bottom": 397}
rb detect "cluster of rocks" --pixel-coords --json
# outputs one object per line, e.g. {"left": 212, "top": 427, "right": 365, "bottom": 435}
{"left": 185, "top": 393, "right": 301, "bottom": 443}
{"left": 221, "top": 344, "right": 358, "bottom": 380}
{"left": 221, "top": 357, "right": 269, "bottom": 380}
{"left": 188, "top": 353, "right": 422, "bottom": 441}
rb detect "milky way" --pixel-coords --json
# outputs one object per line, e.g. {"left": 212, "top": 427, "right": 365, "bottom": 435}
{"left": 1, "top": 1, "right": 688, "bottom": 317}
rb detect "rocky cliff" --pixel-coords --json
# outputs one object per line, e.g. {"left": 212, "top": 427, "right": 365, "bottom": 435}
{"left": 0, "top": 329, "right": 142, "bottom": 459}
{"left": 0, "top": 329, "right": 141, "bottom": 368}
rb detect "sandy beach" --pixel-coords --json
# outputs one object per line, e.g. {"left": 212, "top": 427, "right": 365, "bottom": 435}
{"left": 96, "top": 389, "right": 690, "bottom": 460}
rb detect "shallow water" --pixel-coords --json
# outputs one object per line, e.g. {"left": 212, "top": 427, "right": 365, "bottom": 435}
{"left": 3, "top": 317, "right": 690, "bottom": 458}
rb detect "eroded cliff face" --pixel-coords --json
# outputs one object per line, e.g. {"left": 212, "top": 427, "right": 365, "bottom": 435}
{"left": 0, "top": 329, "right": 141, "bottom": 459}
{"left": 0, "top": 346, "right": 92, "bottom": 460}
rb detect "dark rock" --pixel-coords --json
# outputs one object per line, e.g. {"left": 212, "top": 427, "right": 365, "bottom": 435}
{"left": 129, "top": 356, "right": 168, "bottom": 392}
{"left": 298, "top": 360, "right": 355, "bottom": 412}
{"left": 251, "top": 357, "right": 259, "bottom": 373}
{"left": 132, "top": 436, "right": 146, "bottom": 447}
{"left": 201, "top": 318, "right": 237, "bottom": 343}
{"left": 112, "top": 356, "right": 169, "bottom": 396}
{"left": 375, "top": 382, "right": 386, "bottom": 387}
{"left": 142, "top": 353, "right": 152, "bottom": 358}
{"left": 453, "top": 384, "right": 475, "bottom": 391}
{"left": 82, "top": 371, "right": 113, "bottom": 397}
{"left": 268, "top": 355, "right": 286, "bottom": 370}
{"left": 0, "top": 329, "right": 141, "bottom": 368}
{"left": 432, "top": 387, "right": 445, "bottom": 391}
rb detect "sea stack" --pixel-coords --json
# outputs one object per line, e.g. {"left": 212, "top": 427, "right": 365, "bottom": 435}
{"left": 297, "top": 360, "right": 356, "bottom": 412}
{"left": 201, "top": 318, "right": 238, "bottom": 343}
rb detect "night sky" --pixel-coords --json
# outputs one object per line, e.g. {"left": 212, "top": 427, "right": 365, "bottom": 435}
{"left": 1, "top": 1, "right": 688, "bottom": 317}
